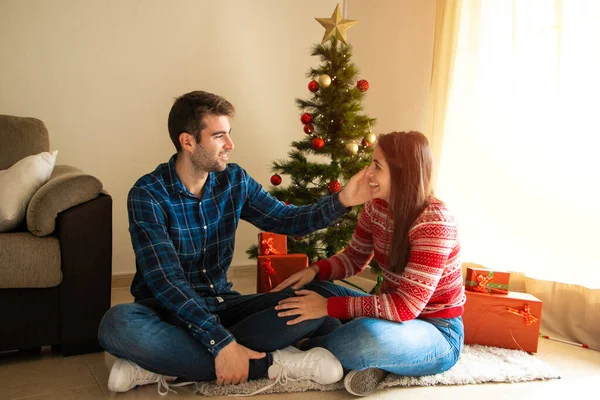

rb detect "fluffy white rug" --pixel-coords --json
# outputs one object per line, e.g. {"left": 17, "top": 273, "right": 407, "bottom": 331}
{"left": 194, "top": 344, "right": 560, "bottom": 396}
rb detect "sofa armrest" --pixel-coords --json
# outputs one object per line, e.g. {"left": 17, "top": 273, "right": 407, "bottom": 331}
{"left": 26, "top": 165, "right": 103, "bottom": 237}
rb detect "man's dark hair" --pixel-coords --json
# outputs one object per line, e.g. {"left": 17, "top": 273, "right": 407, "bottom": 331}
{"left": 168, "top": 91, "right": 235, "bottom": 151}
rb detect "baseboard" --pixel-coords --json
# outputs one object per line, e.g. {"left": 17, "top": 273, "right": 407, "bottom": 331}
{"left": 112, "top": 264, "right": 377, "bottom": 289}
{"left": 111, "top": 265, "right": 257, "bottom": 289}
{"left": 111, "top": 273, "right": 134, "bottom": 289}
{"left": 228, "top": 264, "right": 256, "bottom": 278}
{"left": 357, "top": 267, "right": 378, "bottom": 282}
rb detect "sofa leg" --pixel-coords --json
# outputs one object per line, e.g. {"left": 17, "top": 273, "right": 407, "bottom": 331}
{"left": 60, "top": 340, "right": 104, "bottom": 357}
{"left": 17, "top": 347, "right": 42, "bottom": 356}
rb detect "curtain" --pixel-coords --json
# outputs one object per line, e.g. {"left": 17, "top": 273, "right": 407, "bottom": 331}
{"left": 425, "top": 0, "right": 463, "bottom": 187}
{"left": 432, "top": 0, "right": 600, "bottom": 289}
{"left": 428, "top": 0, "right": 600, "bottom": 349}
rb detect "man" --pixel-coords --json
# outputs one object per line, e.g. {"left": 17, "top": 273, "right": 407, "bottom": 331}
{"left": 98, "top": 90, "right": 371, "bottom": 395}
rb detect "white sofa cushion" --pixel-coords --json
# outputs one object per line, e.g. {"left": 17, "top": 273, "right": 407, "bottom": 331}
{"left": 0, "top": 150, "right": 58, "bottom": 232}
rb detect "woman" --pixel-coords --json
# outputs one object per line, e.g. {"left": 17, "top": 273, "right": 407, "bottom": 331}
{"left": 271, "top": 131, "right": 466, "bottom": 397}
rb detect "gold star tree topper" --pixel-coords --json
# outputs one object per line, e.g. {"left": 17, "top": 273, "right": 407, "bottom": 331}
{"left": 315, "top": 4, "right": 358, "bottom": 45}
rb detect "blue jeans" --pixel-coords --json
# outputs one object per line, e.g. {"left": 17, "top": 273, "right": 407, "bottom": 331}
{"left": 98, "top": 288, "right": 324, "bottom": 381}
{"left": 302, "top": 281, "right": 464, "bottom": 376}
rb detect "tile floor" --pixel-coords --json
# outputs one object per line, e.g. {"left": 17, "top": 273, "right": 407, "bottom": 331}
{"left": 1, "top": 269, "right": 599, "bottom": 399}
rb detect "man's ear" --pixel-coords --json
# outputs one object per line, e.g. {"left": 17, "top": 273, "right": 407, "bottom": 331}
{"left": 179, "top": 132, "right": 195, "bottom": 152}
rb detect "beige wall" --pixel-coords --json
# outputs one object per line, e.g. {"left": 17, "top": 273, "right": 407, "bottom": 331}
{"left": 348, "top": 0, "right": 436, "bottom": 135}
{"left": 0, "top": 0, "right": 436, "bottom": 276}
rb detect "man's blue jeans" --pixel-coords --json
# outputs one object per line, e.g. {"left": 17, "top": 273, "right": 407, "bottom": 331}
{"left": 302, "top": 281, "right": 464, "bottom": 376}
{"left": 97, "top": 288, "right": 324, "bottom": 381}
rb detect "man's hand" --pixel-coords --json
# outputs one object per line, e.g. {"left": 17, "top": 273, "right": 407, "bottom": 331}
{"left": 339, "top": 168, "right": 373, "bottom": 208}
{"left": 214, "top": 341, "right": 266, "bottom": 385}
{"left": 275, "top": 290, "right": 328, "bottom": 325}
{"left": 270, "top": 265, "right": 318, "bottom": 293}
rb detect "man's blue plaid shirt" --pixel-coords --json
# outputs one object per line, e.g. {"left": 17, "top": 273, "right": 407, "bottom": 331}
{"left": 127, "top": 155, "right": 349, "bottom": 356}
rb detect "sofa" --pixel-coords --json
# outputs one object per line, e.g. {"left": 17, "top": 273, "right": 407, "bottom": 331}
{"left": 0, "top": 114, "right": 112, "bottom": 356}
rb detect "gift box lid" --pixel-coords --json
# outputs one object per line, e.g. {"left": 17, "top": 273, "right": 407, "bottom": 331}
{"left": 465, "top": 289, "right": 540, "bottom": 303}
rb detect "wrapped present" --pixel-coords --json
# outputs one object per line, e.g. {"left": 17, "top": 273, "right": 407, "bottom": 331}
{"left": 463, "top": 290, "right": 543, "bottom": 353}
{"left": 257, "top": 254, "right": 308, "bottom": 293}
{"left": 465, "top": 267, "right": 510, "bottom": 294}
{"left": 258, "top": 232, "right": 287, "bottom": 255}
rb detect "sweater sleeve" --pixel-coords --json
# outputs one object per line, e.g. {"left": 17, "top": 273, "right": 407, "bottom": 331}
{"left": 326, "top": 212, "right": 458, "bottom": 322}
{"left": 315, "top": 202, "right": 375, "bottom": 281}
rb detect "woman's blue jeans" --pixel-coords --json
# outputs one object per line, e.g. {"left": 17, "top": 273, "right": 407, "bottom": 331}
{"left": 302, "top": 281, "right": 464, "bottom": 376}
{"left": 97, "top": 288, "right": 325, "bottom": 381}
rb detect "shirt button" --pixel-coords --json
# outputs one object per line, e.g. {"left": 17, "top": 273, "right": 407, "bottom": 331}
{"left": 210, "top": 340, "right": 215, "bottom": 345}
{"left": 188, "top": 324, "right": 192, "bottom": 328}
{"left": 202, "top": 269, "right": 207, "bottom": 273}
{"left": 203, "top": 225, "right": 207, "bottom": 229}
{"left": 210, "top": 284, "right": 214, "bottom": 288}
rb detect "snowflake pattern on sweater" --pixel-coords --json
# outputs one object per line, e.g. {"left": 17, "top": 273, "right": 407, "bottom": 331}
{"left": 316, "top": 198, "right": 466, "bottom": 322}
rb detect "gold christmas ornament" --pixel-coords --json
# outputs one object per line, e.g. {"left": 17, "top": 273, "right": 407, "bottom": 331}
{"left": 318, "top": 74, "right": 332, "bottom": 88}
{"left": 315, "top": 4, "right": 358, "bottom": 45}
{"left": 345, "top": 142, "right": 359, "bottom": 155}
{"left": 364, "top": 133, "right": 376, "bottom": 145}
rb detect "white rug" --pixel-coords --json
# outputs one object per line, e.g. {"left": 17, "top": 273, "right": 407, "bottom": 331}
{"left": 194, "top": 345, "right": 560, "bottom": 396}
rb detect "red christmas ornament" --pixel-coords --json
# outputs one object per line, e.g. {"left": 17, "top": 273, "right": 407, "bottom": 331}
{"left": 303, "top": 124, "right": 314, "bottom": 134}
{"left": 301, "top": 113, "right": 312, "bottom": 125}
{"left": 362, "top": 138, "right": 372, "bottom": 147}
{"left": 311, "top": 137, "right": 325, "bottom": 150}
{"left": 327, "top": 180, "right": 342, "bottom": 193}
{"left": 270, "top": 174, "right": 282, "bottom": 186}
{"left": 357, "top": 79, "right": 369, "bottom": 92}
{"left": 308, "top": 80, "right": 319, "bottom": 92}
{"left": 284, "top": 201, "right": 290, "bottom": 206}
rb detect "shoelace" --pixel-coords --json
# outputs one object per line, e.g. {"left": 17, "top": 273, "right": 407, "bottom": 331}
{"left": 231, "top": 366, "right": 300, "bottom": 397}
{"left": 122, "top": 361, "right": 194, "bottom": 396}
{"left": 157, "top": 376, "right": 195, "bottom": 396}
{"left": 231, "top": 349, "right": 313, "bottom": 397}
{"left": 130, "top": 363, "right": 164, "bottom": 386}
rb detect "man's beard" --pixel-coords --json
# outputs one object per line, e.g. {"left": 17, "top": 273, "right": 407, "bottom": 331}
{"left": 190, "top": 145, "right": 227, "bottom": 175}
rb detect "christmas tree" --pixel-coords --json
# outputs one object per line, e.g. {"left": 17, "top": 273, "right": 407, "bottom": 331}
{"left": 246, "top": 4, "right": 382, "bottom": 293}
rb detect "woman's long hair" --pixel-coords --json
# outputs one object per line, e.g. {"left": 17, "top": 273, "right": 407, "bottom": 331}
{"left": 377, "top": 131, "right": 434, "bottom": 274}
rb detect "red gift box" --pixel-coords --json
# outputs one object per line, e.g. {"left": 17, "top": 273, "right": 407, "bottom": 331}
{"left": 463, "top": 290, "right": 543, "bottom": 353}
{"left": 465, "top": 267, "right": 510, "bottom": 294}
{"left": 257, "top": 254, "right": 308, "bottom": 293}
{"left": 258, "top": 232, "right": 287, "bottom": 255}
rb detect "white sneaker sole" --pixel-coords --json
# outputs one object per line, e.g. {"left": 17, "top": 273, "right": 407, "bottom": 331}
{"left": 344, "top": 368, "right": 388, "bottom": 396}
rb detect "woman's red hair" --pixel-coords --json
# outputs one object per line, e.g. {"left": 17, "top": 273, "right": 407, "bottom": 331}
{"left": 376, "top": 131, "right": 434, "bottom": 274}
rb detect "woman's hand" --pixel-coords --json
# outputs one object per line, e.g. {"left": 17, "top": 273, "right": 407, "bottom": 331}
{"left": 270, "top": 266, "right": 317, "bottom": 292}
{"left": 339, "top": 168, "right": 373, "bottom": 208}
{"left": 275, "top": 290, "right": 328, "bottom": 325}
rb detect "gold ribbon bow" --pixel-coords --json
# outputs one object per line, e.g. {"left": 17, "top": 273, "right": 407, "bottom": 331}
{"left": 473, "top": 273, "right": 494, "bottom": 293}
{"left": 260, "top": 257, "right": 277, "bottom": 290}
{"left": 260, "top": 236, "right": 282, "bottom": 255}
{"left": 506, "top": 304, "right": 539, "bottom": 326}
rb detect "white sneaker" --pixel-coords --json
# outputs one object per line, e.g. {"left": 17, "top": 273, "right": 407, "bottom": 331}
{"left": 344, "top": 368, "right": 388, "bottom": 396}
{"left": 108, "top": 358, "right": 192, "bottom": 396}
{"left": 269, "top": 346, "right": 343, "bottom": 384}
{"left": 229, "top": 346, "right": 343, "bottom": 397}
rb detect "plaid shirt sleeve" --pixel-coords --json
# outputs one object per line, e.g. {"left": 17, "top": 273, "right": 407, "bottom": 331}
{"left": 128, "top": 186, "right": 234, "bottom": 356}
{"left": 240, "top": 172, "right": 350, "bottom": 235}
